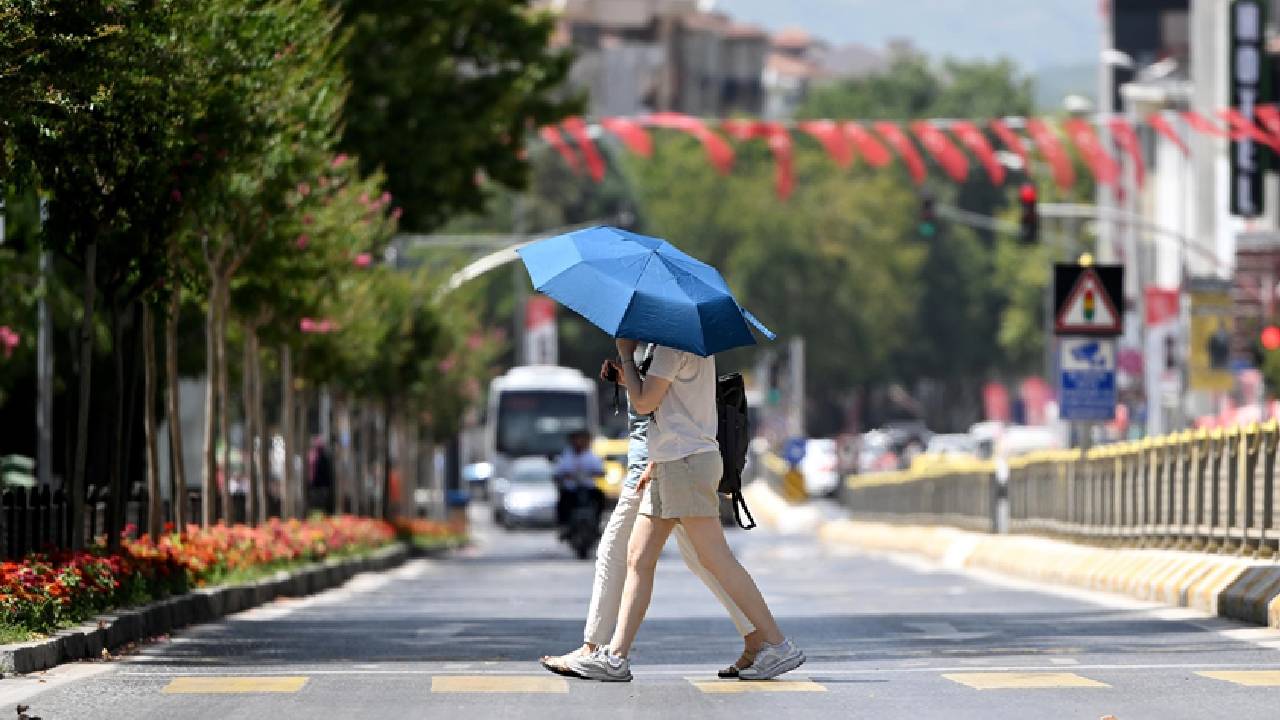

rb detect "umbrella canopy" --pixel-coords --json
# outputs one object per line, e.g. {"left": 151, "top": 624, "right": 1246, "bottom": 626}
{"left": 516, "top": 226, "right": 774, "bottom": 356}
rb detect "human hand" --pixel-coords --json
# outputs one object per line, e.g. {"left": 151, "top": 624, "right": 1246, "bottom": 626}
{"left": 615, "top": 338, "right": 639, "bottom": 358}
{"left": 636, "top": 462, "right": 654, "bottom": 490}
{"left": 600, "top": 358, "right": 623, "bottom": 383}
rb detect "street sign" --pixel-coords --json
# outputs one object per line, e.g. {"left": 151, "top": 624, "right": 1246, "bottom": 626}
{"left": 1188, "top": 280, "right": 1235, "bottom": 392}
{"left": 524, "top": 295, "right": 558, "bottom": 366}
{"left": 783, "top": 437, "right": 807, "bottom": 466}
{"left": 1057, "top": 337, "right": 1117, "bottom": 421}
{"left": 1230, "top": 0, "right": 1268, "bottom": 217}
{"left": 1054, "top": 264, "right": 1123, "bottom": 335}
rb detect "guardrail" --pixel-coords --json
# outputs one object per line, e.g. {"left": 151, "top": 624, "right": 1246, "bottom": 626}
{"left": 844, "top": 458, "right": 998, "bottom": 532}
{"left": 843, "top": 422, "right": 1280, "bottom": 557}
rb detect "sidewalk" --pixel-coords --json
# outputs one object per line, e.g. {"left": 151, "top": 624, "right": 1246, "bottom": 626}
{"left": 743, "top": 481, "right": 1280, "bottom": 629}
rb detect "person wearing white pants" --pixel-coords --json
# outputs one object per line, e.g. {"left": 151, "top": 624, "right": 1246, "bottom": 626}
{"left": 541, "top": 347, "right": 762, "bottom": 678}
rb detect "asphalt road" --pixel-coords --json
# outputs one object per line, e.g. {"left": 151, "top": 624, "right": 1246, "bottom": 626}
{"left": 6, "top": 501, "right": 1280, "bottom": 719}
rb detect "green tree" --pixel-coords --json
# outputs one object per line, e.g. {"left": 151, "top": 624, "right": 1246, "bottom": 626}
{"left": 333, "top": 0, "right": 581, "bottom": 232}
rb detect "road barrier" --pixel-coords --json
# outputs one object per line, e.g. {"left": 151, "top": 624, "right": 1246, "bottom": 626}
{"left": 845, "top": 421, "right": 1280, "bottom": 558}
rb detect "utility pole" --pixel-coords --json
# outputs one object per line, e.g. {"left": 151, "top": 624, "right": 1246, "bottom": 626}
{"left": 511, "top": 195, "right": 529, "bottom": 366}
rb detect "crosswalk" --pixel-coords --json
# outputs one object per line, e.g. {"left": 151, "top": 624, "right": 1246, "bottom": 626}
{"left": 157, "top": 670, "right": 1280, "bottom": 695}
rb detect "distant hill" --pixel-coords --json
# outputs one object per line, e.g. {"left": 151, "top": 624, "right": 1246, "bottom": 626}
{"left": 1033, "top": 63, "right": 1098, "bottom": 112}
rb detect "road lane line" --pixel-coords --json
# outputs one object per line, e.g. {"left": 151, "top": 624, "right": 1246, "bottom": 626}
{"left": 942, "top": 672, "right": 1110, "bottom": 690}
{"left": 162, "top": 676, "right": 309, "bottom": 693}
{"left": 431, "top": 675, "right": 568, "bottom": 693}
{"left": 1196, "top": 670, "right": 1280, "bottom": 687}
{"left": 688, "top": 677, "right": 826, "bottom": 693}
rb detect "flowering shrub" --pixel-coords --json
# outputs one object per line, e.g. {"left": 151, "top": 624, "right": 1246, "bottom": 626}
{"left": 392, "top": 517, "right": 468, "bottom": 550}
{"left": 0, "top": 516, "right": 395, "bottom": 636}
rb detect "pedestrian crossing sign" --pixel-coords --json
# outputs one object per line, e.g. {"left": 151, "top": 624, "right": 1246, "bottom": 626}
{"left": 1054, "top": 264, "right": 1122, "bottom": 335}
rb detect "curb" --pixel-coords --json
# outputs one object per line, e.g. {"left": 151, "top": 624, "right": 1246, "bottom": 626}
{"left": 0, "top": 542, "right": 409, "bottom": 675}
{"left": 750, "top": 482, "right": 1280, "bottom": 630}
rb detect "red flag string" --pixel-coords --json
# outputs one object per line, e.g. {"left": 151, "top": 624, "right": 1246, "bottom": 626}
{"left": 1145, "top": 113, "right": 1189, "bottom": 156}
{"left": 642, "top": 112, "right": 734, "bottom": 175}
{"left": 797, "top": 120, "right": 854, "bottom": 168}
{"left": 872, "top": 121, "right": 927, "bottom": 184}
{"left": 1217, "top": 108, "right": 1280, "bottom": 152}
{"left": 1255, "top": 105, "right": 1280, "bottom": 150}
{"left": 949, "top": 120, "right": 1005, "bottom": 185}
{"left": 1063, "top": 117, "right": 1121, "bottom": 188}
{"left": 910, "top": 120, "right": 969, "bottom": 182}
{"left": 1105, "top": 117, "right": 1145, "bottom": 189}
{"left": 560, "top": 116, "right": 606, "bottom": 182}
{"left": 989, "top": 119, "right": 1029, "bottom": 167}
{"left": 843, "top": 122, "right": 893, "bottom": 167}
{"left": 600, "top": 116, "right": 653, "bottom": 158}
{"left": 1024, "top": 118, "right": 1075, "bottom": 190}
{"left": 1180, "top": 110, "right": 1235, "bottom": 140}
{"left": 539, "top": 126, "right": 581, "bottom": 174}
{"left": 719, "top": 120, "right": 795, "bottom": 199}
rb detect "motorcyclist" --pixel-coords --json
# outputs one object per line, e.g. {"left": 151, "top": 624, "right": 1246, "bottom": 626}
{"left": 554, "top": 429, "right": 605, "bottom": 539}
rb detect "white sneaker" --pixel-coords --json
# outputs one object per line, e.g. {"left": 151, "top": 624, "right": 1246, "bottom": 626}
{"left": 565, "top": 647, "right": 633, "bottom": 682}
{"left": 737, "top": 638, "right": 804, "bottom": 681}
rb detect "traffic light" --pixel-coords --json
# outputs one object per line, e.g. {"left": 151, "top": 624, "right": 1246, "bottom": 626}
{"left": 1018, "top": 182, "right": 1039, "bottom": 244}
{"left": 918, "top": 191, "right": 937, "bottom": 238}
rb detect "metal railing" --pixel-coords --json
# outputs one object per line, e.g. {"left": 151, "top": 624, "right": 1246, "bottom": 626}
{"left": 844, "top": 458, "right": 998, "bottom": 532}
{"left": 843, "top": 422, "right": 1280, "bottom": 557}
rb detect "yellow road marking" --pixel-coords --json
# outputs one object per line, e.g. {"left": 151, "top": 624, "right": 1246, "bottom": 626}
{"left": 431, "top": 675, "right": 568, "bottom": 693}
{"left": 689, "top": 677, "right": 826, "bottom": 693}
{"left": 162, "top": 676, "right": 308, "bottom": 694}
{"left": 942, "top": 672, "right": 1109, "bottom": 690}
{"left": 1197, "top": 671, "right": 1280, "bottom": 687}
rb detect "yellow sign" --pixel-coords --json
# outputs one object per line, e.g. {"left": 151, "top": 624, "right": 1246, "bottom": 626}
{"left": 1188, "top": 287, "right": 1234, "bottom": 393}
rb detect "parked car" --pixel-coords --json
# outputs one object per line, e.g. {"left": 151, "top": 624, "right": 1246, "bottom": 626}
{"left": 491, "top": 456, "right": 558, "bottom": 529}
{"left": 800, "top": 438, "right": 841, "bottom": 497}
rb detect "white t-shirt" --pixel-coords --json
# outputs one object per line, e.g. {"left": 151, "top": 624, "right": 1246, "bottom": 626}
{"left": 554, "top": 448, "right": 605, "bottom": 489}
{"left": 644, "top": 345, "right": 718, "bottom": 463}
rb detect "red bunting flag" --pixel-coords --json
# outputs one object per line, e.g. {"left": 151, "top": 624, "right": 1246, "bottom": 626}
{"left": 560, "top": 117, "right": 606, "bottom": 182}
{"left": 872, "top": 121, "right": 926, "bottom": 184}
{"left": 842, "top": 122, "right": 893, "bottom": 167}
{"left": 1062, "top": 117, "right": 1120, "bottom": 188}
{"left": 600, "top": 116, "right": 653, "bottom": 158}
{"left": 1180, "top": 110, "right": 1234, "bottom": 139}
{"left": 1024, "top": 118, "right": 1075, "bottom": 190}
{"left": 910, "top": 120, "right": 969, "bottom": 182}
{"left": 1145, "top": 112, "right": 1189, "bottom": 156}
{"left": 797, "top": 120, "right": 854, "bottom": 168}
{"left": 539, "top": 125, "right": 581, "bottom": 174}
{"left": 1106, "top": 117, "right": 1145, "bottom": 189}
{"left": 642, "top": 112, "right": 734, "bottom": 175}
{"left": 989, "top": 118, "right": 1030, "bottom": 167}
{"left": 1217, "top": 108, "right": 1280, "bottom": 152}
{"left": 949, "top": 120, "right": 1005, "bottom": 185}
{"left": 1255, "top": 105, "right": 1280, "bottom": 149}
{"left": 718, "top": 120, "right": 795, "bottom": 199}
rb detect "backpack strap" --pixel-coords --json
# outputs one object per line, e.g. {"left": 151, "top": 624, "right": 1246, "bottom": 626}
{"left": 730, "top": 490, "right": 756, "bottom": 530}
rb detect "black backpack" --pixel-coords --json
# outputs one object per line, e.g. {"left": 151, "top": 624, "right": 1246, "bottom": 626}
{"left": 716, "top": 373, "right": 756, "bottom": 530}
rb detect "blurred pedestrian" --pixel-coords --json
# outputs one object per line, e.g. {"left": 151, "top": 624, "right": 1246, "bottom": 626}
{"left": 541, "top": 343, "right": 762, "bottom": 680}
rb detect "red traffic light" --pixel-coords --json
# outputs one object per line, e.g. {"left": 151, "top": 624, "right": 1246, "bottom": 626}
{"left": 1262, "top": 325, "right": 1280, "bottom": 351}
{"left": 1019, "top": 183, "right": 1037, "bottom": 205}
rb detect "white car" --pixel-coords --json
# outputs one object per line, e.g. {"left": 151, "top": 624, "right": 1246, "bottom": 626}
{"left": 800, "top": 438, "right": 841, "bottom": 497}
{"left": 491, "top": 456, "right": 559, "bottom": 528}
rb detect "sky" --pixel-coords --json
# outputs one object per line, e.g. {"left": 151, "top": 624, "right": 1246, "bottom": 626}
{"left": 712, "top": 0, "right": 1102, "bottom": 71}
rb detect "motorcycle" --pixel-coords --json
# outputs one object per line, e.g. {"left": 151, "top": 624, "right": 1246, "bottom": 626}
{"left": 560, "top": 481, "right": 602, "bottom": 560}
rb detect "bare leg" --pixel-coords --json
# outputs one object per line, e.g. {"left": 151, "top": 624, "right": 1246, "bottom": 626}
{"left": 607, "top": 514, "right": 676, "bottom": 658}
{"left": 678, "top": 516, "right": 784, "bottom": 645}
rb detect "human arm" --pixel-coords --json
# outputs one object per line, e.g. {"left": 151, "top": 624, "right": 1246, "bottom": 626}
{"left": 614, "top": 339, "right": 672, "bottom": 415}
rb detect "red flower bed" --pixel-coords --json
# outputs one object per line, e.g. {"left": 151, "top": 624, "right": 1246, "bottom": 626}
{"left": 392, "top": 517, "right": 468, "bottom": 549}
{"left": 0, "top": 516, "right": 395, "bottom": 636}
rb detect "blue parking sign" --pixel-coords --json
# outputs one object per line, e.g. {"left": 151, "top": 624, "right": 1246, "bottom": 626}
{"left": 1057, "top": 337, "right": 1117, "bottom": 421}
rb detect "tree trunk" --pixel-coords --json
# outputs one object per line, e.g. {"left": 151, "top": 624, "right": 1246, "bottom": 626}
{"left": 355, "top": 403, "right": 368, "bottom": 516}
{"left": 254, "top": 342, "right": 269, "bottom": 523}
{"left": 280, "top": 343, "right": 295, "bottom": 519}
{"left": 117, "top": 302, "right": 143, "bottom": 547}
{"left": 217, "top": 290, "right": 232, "bottom": 524}
{"left": 201, "top": 279, "right": 219, "bottom": 528}
{"left": 297, "top": 387, "right": 311, "bottom": 517}
{"left": 381, "top": 398, "right": 393, "bottom": 520}
{"left": 242, "top": 325, "right": 258, "bottom": 526}
{"left": 106, "top": 299, "right": 127, "bottom": 551}
{"left": 143, "top": 303, "right": 162, "bottom": 539}
{"left": 71, "top": 242, "right": 97, "bottom": 550}
{"left": 165, "top": 291, "right": 187, "bottom": 531}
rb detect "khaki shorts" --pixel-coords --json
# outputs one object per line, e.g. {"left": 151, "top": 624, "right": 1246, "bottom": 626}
{"left": 640, "top": 451, "right": 723, "bottom": 519}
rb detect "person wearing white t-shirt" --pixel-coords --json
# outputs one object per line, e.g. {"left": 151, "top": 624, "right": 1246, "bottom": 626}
{"left": 567, "top": 340, "right": 804, "bottom": 683}
{"left": 553, "top": 430, "right": 605, "bottom": 534}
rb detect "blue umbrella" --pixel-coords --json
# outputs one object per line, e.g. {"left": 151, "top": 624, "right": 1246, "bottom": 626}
{"left": 516, "top": 226, "right": 774, "bottom": 356}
